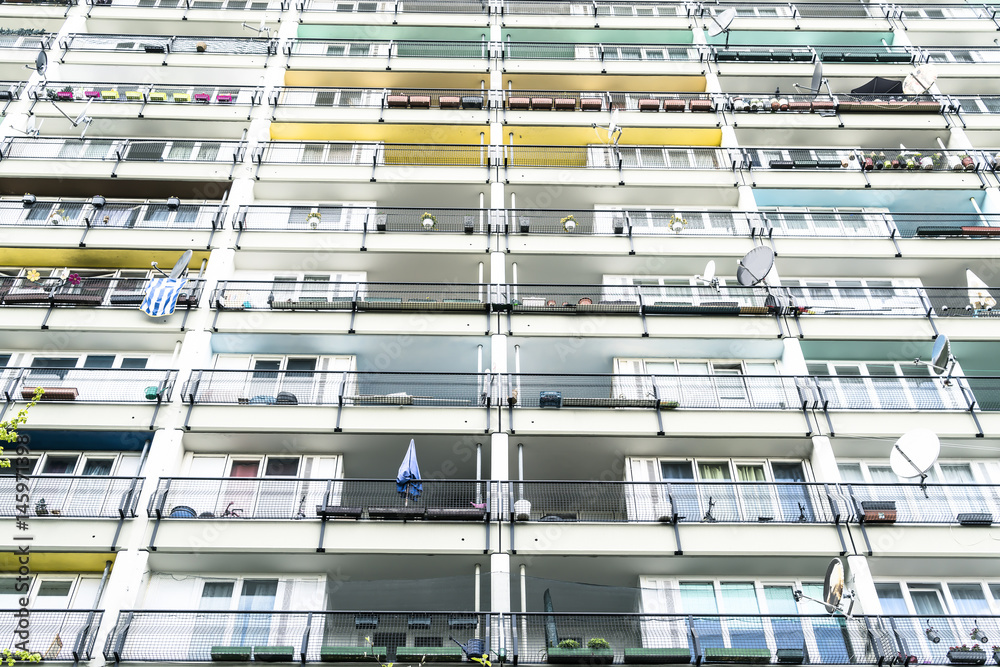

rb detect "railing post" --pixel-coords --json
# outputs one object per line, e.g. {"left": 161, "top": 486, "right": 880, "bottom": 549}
{"left": 300, "top": 612, "right": 312, "bottom": 663}
{"left": 668, "top": 483, "right": 682, "bottom": 555}
{"left": 110, "top": 611, "right": 133, "bottom": 665}
{"left": 688, "top": 616, "right": 702, "bottom": 666}
{"left": 334, "top": 372, "right": 348, "bottom": 432}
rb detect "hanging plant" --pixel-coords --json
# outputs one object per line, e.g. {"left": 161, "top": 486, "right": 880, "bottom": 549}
{"left": 560, "top": 214, "right": 577, "bottom": 232}
{"left": 306, "top": 211, "right": 322, "bottom": 229}
{"left": 669, "top": 214, "right": 688, "bottom": 234}
{"left": 420, "top": 212, "right": 437, "bottom": 230}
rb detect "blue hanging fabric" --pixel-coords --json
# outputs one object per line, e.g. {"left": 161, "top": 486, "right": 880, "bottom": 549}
{"left": 141, "top": 278, "right": 187, "bottom": 317}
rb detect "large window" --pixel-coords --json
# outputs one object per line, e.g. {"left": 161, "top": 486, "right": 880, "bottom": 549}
{"left": 807, "top": 361, "right": 962, "bottom": 411}
{"left": 614, "top": 358, "right": 789, "bottom": 409}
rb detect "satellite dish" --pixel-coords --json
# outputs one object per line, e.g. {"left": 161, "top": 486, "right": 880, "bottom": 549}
{"left": 168, "top": 250, "right": 194, "bottom": 278}
{"left": 703, "top": 260, "right": 716, "bottom": 283}
{"left": 810, "top": 62, "right": 824, "bottom": 96}
{"left": 823, "top": 559, "right": 845, "bottom": 613}
{"left": 902, "top": 63, "right": 938, "bottom": 96}
{"left": 889, "top": 429, "right": 941, "bottom": 479}
{"left": 34, "top": 50, "right": 47, "bottom": 75}
{"left": 707, "top": 7, "right": 737, "bottom": 36}
{"left": 736, "top": 245, "right": 775, "bottom": 287}
{"left": 930, "top": 335, "right": 951, "bottom": 375}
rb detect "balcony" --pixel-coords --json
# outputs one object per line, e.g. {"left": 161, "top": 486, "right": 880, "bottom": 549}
{"left": 284, "top": 38, "right": 490, "bottom": 72}
{"left": 58, "top": 34, "right": 277, "bottom": 68}
{"left": 507, "top": 612, "right": 883, "bottom": 666}
{"left": 0, "top": 367, "right": 177, "bottom": 429}
{"left": 82, "top": 0, "right": 288, "bottom": 37}
{"left": 882, "top": 616, "right": 1000, "bottom": 665}
{"left": 0, "top": 33, "right": 53, "bottom": 78}
{"left": 299, "top": 0, "right": 489, "bottom": 25}
{"left": 499, "top": 42, "right": 705, "bottom": 75}
{"left": 0, "top": 610, "right": 103, "bottom": 661}
{"left": 31, "top": 81, "right": 263, "bottom": 129}
{"left": 104, "top": 611, "right": 492, "bottom": 663}
{"left": 0, "top": 275, "right": 204, "bottom": 331}
{"left": 269, "top": 86, "right": 491, "bottom": 124}
{"left": 724, "top": 93, "right": 943, "bottom": 133}
{"left": 712, "top": 44, "right": 913, "bottom": 71}
{"left": 0, "top": 137, "right": 248, "bottom": 182}
{"left": 0, "top": 80, "right": 24, "bottom": 112}
{"left": 0, "top": 197, "right": 225, "bottom": 249}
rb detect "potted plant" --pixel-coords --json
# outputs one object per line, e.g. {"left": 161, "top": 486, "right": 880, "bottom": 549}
{"left": 48, "top": 208, "right": 66, "bottom": 225}
{"left": 947, "top": 645, "right": 987, "bottom": 665}
{"left": 669, "top": 214, "right": 687, "bottom": 234}
{"left": 547, "top": 639, "right": 613, "bottom": 665}
{"left": 878, "top": 152, "right": 890, "bottom": 170}
{"left": 561, "top": 214, "right": 577, "bottom": 232}
{"left": 892, "top": 152, "right": 904, "bottom": 169}
{"left": 419, "top": 212, "right": 437, "bottom": 230}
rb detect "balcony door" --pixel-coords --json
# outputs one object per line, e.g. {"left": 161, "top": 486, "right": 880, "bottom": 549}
{"left": 235, "top": 580, "right": 279, "bottom": 646}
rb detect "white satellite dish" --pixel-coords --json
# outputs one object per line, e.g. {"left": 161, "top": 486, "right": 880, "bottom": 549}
{"left": 152, "top": 249, "right": 194, "bottom": 279}
{"left": 889, "top": 429, "right": 940, "bottom": 480}
{"left": 50, "top": 96, "right": 95, "bottom": 140}
{"left": 793, "top": 62, "right": 830, "bottom": 98}
{"left": 823, "top": 559, "right": 845, "bottom": 612}
{"left": 930, "top": 335, "right": 951, "bottom": 376}
{"left": 902, "top": 63, "right": 938, "bottom": 96}
{"left": 707, "top": 8, "right": 737, "bottom": 36}
{"left": 695, "top": 260, "right": 720, "bottom": 291}
{"left": 736, "top": 245, "right": 775, "bottom": 287}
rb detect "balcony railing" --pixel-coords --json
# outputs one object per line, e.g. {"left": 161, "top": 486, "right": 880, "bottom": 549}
{"left": 148, "top": 477, "right": 491, "bottom": 521}
{"left": 234, "top": 204, "right": 490, "bottom": 235}
{"left": 212, "top": 281, "right": 491, "bottom": 312}
{"left": 299, "top": 0, "right": 487, "bottom": 13}
{"left": 714, "top": 45, "right": 913, "bottom": 64}
{"left": 729, "top": 93, "right": 941, "bottom": 114}
{"left": 104, "top": 611, "right": 491, "bottom": 663}
{"left": 843, "top": 483, "right": 1000, "bottom": 525}
{"left": 0, "top": 475, "right": 143, "bottom": 518}
{"left": 948, "top": 95, "right": 1000, "bottom": 115}
{"left": 501, "top": 42, "right": 703, "bottom": 62}
{"left": 0, "top": 137, "right": 247, "bottom": 164}
{"left": 253, "top": 142, "right": 488, "bottom": 168}
{"left": 0, "top": 610, "right": 103, "bottom": 661}
{"left": 32, "top": 81, "right": 263, "bottom": 106}
{"left": 85, "top": 0, "right": 287, "bottom": 10}
{"left": 1, "top": 276, "right": 203, "bottom": 310}
{"left": 883, "top": 616, "right": 1000, "bottom": 665}
{"left": 509, "top": 612, "right": 877, "bottom": 666}
{"left": 60, "top": 33, "right": 277, "bottom": 56}
{"left": 285, "top": 38, "right": 490, "bottom": 60}
{"left": 744, "top": 148, "right": 987, "bottom": 173}
{"left": 269, "top": 86, "right": 489, "bottom": 110}
{"left": 0, "top": 367, "right": 177, "bottom": 404}
{"left": 919, "top": 47, "right": 1000, "bottom": 66}
{"left": 0, "top": 198, "right": 226, "bottom": 230}
{"left": 0, "top": 34, "right": 53, "bottom": 50}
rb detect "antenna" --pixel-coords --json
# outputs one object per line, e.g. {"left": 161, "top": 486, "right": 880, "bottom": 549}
{"left": 706, "top": 8, "right": 737, "bottom": 48}
{"left": 694, "top": 260, "right": 720, "bottom": 292}
{"left": 793, "top": 61, "right": 832, "bottom": 98}
{"left": 10, "top": 115, "right": 42, "bottom": 138}
{"left": 48, "top": 96, "right": 95, "bottom": 140}
{"left": 889, "top": 429, "right": 941, "bottom": 491}
{"left": 735, "top": 245, "right": 775, "bottom": 287}
{"left": 794, "top": 558, "right": 855, "bottom": 617}
{"left": 152, "top": 249, "right": 194, "bottom": 278}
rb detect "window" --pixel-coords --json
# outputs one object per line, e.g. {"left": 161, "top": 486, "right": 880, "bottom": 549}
{"left": 808, "top": 361, "right": 961, "bottom": 411}
{"left": 779, "top": 277, "right": 924, "bottom": 314}
{"left": 615, "top": 358, "right": 787, "bottom": 409}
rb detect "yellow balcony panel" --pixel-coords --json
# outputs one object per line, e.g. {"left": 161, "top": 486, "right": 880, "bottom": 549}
{"left": 270, "top": 123, "right": 490, "bottom": 144}
{"left": 0, "top": 552, "right": 116, "bottom": 572}
{"left": 506, "top": 126, "right": 721, "bottom": 147}
{"left": 507, "top": 145, "right": 589, "bottom": 168}
{"left": 284, "top": 70, "right": 488, "bottom": 90}
{"left": 0, "top": 248, "right": 209, "bottom": 271}
{"left": 504, "top": 73, "right": 707, "bottom": 93}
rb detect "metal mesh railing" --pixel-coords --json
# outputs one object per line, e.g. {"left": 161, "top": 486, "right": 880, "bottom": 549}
{"left": 0, "top": 276, "right": 203, "bottom": 309}
{"left": 148, "top": 478, "right": 490, "bottom": 520}
{"left": 812, "top": 375, "right": 970, "bottom": 412}
{"left": 745, "top": 148, "right": 980, "bottom": 172}
{"left": 718, "top": 45, "right": 912, "bottom": 64}
{"left": 505, "top": 481, "right": 839, "bottom": 524}
{"left": 503, "top": 146, "right": 732, "bottom": 169}
{"left": 90, "top": 0, "right": 286, "bottom": 9}
{"left": 0, "top": 35, "right": 52, "bottom": 50}
{"left": 843, "top": 484, "right": 1000, "bottom": 524}
{"left": 0, "top": 610, "right": 103, "bottom": 661}
{"left": 728, "top": 93, "right": 939, "bottom": 113}
{"left": 702, "top": 2, "right": 879, "bottom": 19}
{"left": 61, "top": 33, "right": 275, "bottom": 55}
{"left": 948, "top": 95, "right": 1000, "bottom": 115}
{"left": 104, "top": 611, "right": 490, "bottom": 663}
{"left": 182, "top": 370, "right": 490, "bottom": 407}
{"left": 504, "top": 208, "right": 754, "bottom": 236}
{"left": 502, "top": 90, "right": 716, "bottom": 112}
{"left": 509, "top": 613, "right": 875, "bottom": 665}
{"left": 286, "top": 39, "right": 489, "bottom": 60}
{"left": 0, "top": 367, "right": 176, "bottom": 403}
{"left": 301, "top": 0, "right": 487, "bottom": 13}
{"left": 212, "top": 281, "right": 490, "bottom": 312}
{"left": 921, "top": 48, "right": 1000, "bottom": 65}
{"left": 256, "top": 142, "right": 487, "bottom": 167}
{"left": 503, "top": 0, "right": 691, "bottom": 17}
{"left": 883, "top": 616, "right": 1000, "bottom": 665}
{"left": 0, "top": 476, "right": 142, "bottom": 518}
{"left": 33, "top": 82, "right": 260, "bottom": 105}
{"left": 0, "top": 198, "right": 223, "bottom": 229}
{"left": 506, "top": 374, "right": 801, "bottom": 410}
{"left": 0, "top": 137, "right": 244, "bottom": 163}
{"left": 271, "top": 87, "right": 487, "bottom": 109}
{"left": 234, "top": 205, "right": 489, "bottom": 234}
{"left": 502, "top": 42, "right": 702, "bottom": 61}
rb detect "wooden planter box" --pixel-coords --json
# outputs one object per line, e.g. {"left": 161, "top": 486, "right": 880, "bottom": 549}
{"left": 946, "top": 651, "right": 987, "bottom": 665}
{"left": 211, "top": 647, "right": 252, "bottom": 661}
{"left": 547, "top": 648, "right": 614, "bottom": 664}
{"left": 394, "top": 647, "right": 464, "bottom": 663}
{"left": 581, "top": 97, "right": 603, "bottom": 111}
{"left": 439, "top": 96, "right": 461, "bottom": 108}
{"left": 253, "top": 646, "right": 295, "bottom": 662}
{"left": 22, "top": 387, "right": 78, "bottom": 401}
{"left": 663, "top": 99, "right": 686, "bottom": 112}
{"left": 638, "top": 99, "right": 660, "bottom": 112}
{"left": 704, "top": 649, "right": 770, "bottom": 664}
{"left": 320, "top": 647, "right": 387, "bottom": 663}
{"left": 861, "top": 501, "right": 896, "bottom": 523}
{"left": 624, "top": 648, "right": 691, "bottom": 664}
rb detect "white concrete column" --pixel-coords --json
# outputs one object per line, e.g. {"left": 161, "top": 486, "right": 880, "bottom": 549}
{"left": 845, "top": 555, "right": 883, "bottom": 616}
{"left": 781, "top": 336, "right": 809, "bottom": 374}
{"left": 809, "top": 436, "right": 841, "bottom": 483}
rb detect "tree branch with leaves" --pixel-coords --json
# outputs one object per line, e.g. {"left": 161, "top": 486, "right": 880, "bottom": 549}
{"left": 0, "top": 387, "right": 45, "bottom": 466}
{"left": 2, "top": 649, "right": 42, "bottom": 666}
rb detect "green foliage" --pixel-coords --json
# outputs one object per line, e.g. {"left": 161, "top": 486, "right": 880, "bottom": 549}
{"left": 0, "top": 387, "right": 44, "bottom": 466}
{"left": 1, "top": 649, "right": 42, "bottom": 666}
{"left": 557, "top": 640, "right": 580, "bottom": 650}
{"left": 587, "top": 639, "right": 611, "bottom": 650}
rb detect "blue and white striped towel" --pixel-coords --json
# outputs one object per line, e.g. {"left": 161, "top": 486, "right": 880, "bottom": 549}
{"left": 141, "top": 278, "right": 187, "bottom": 317}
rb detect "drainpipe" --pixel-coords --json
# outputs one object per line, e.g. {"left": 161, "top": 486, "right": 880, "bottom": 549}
{"left": 92, "top": 560, "right": 113, "bottom": 608}
{"left": 476, "top": 442, "right": 483, "bottom": 505}
{"left": 519, "top": 564, "right": 528, "bottom": 657}
{"left": 517, "top": 442, "right": 524, "bottom": 501}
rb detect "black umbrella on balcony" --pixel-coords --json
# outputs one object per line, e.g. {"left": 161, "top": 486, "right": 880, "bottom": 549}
{"left": 850, "top": 77, "right": 904, "bottom": 95}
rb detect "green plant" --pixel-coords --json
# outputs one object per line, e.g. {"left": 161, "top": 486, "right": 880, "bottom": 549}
{"left": 558, "top": 640, "right": 581, "bottom": 650}
{"left": 588, "top": 639, "right": 610, "bottom": 650}
{"left": 420, "top": 212, "right": 437, "bottom": 229}
{"left": 0, "top": 387, "right": 44, "bottom": 467}
{"left": 560, "top": 214, "right": 577, "bottom": 232}
{"left": 1, "top": 650, "right": 41, "bottom": 666}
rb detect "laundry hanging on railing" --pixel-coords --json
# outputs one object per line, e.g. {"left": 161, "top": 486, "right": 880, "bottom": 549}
{"left": 141, "top": 278, "right": 187, "bottom": 317}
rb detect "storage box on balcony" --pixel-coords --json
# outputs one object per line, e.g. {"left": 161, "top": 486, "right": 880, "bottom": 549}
{"left": 461, "top": 96, "right": 483, "bottom": 109}
{"left": 253, "top": 646, "right": 295, "bottom": 662}
{"left": 394, "top": 647, "right": 463, "bottom": 663}
{"left": 439, "top": 96, "right": 461, "bottom": 109}
{"left": 861, "top": 501, "right": 896, "bottom": 523}
{"left": 638, "top": 99, "right": 660, "bottom": 112}
{"left": 320, "top": 647, "right": 387, "bottom": 663}
{"left": 704, "top": 649, "right": 770, "bottom": 664}
{"left": 663, "top": 99, "right": 686, "bottom": 112}
{"left": 547, "top": 648, "right": 614, "bottom": 664}
{"left": 530, "top": 97, "right": 553, "bottom": 110}
{"left": 554, "top": 98, "right": 576, "bottom": 111}
{"left": 508, "top": 97, "right": 530, "bottom": 110}
{"left": 689, "top": 99, "right": 713, "bottom": 112}
{"left": 387, "top": 95, "right": 409, "bottom": 108}
{"left": 624, "top": 648, "right": 691, "bottom": 664}
{"left": 211, "top": 647, "right": 252, "bottom": 661}
{"left": 409, "top": 95, "right": 431, "bottom": 108}
{"left": 776, "top": 649, "right": 805, "bottom": 664}
{"left": 581, "top": 97, "right": 603, "bottom": 111}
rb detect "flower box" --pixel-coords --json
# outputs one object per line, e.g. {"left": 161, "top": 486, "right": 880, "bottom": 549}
{"left": 580, "top": 97, "right": 603, "bottom": 111}
{"left": 194, "top": 93, "right": 211, "bottom": 103}
{"left": 704, "top": 649, "right": 771, "bottom": 664}
{"left": 638, "top": 99, "right": 660, "bottom": 112}
{"left": 320, "top": 647, "right": 386, "bottom": 663}
{"left": 394, "top": 647, "right": 464, "bottom": 663}
{"left": 386, "top": 95, "right": 409, "bottom": 108}
{"left": 530, "top": 97, "right": 554, "bottom": 110}
{"left": 56, "top": 91, "right": 74, "bottom": 101}
{"left": 439, "top": 96, "right": 461, "bottom": 109}
{"left": 173, "top": 93, "right": 191, "bottom": 103}
{"left": 947, "top": 650, "right": 987, "bottom": 665}
{"left": 216, "top": 94, "right": 233, "bottom": 103}
{"left": 689, "top": 99, "right": 714, "bottom": 112}
{"left": 624, "top": 648, "right": 691, "bottom": 664}
{"left": 148, "top": 92, "right": 168, "bottom": 102}
{"left": 663, "top": 99, "right": 687, "bottom": 112}
{"left": 547, "top": 648, "right": 614, "bottom": 665}
{"left": 85, "top": 90, "right": 101, "bottom": 98}
{"left": 555, "top": 98, "right": 576, "bottom": 111}
{"left": 253, "top": 646, "right": 295, "bottom": 662}
{"left": 508, "top": 97, "right": 530, "bottom": 110}
{"left": 22, "top": 387, "right": 78, "bottom": 401}
{"left": 101, "top": 90, "right": 119, "bottom": 100}
{"left": 125, "top": 91, "right": 143, "bottom": 101}
{"left": 409, "top": 95, "right": 431, "bottom": 108}
{"left": 211, "top": 647, "right": 252, "bottom": 661}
